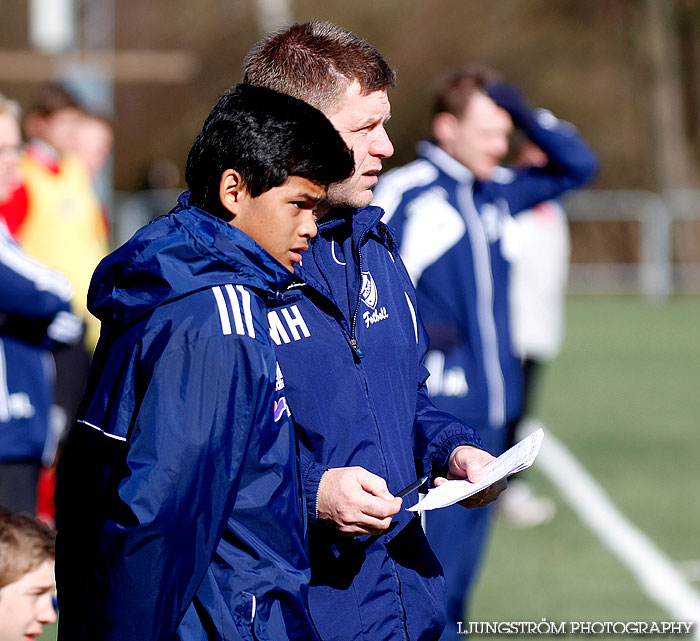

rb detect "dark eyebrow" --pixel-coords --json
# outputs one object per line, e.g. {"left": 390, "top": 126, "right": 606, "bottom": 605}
{"left": 294, "top": 191, "right": 325, "bottom": 203}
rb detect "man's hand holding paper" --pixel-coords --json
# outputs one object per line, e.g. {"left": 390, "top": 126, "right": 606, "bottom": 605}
{"left": 409, "top": 428, "right": 545, "bottom": 512}
{"left": 434, "top": 445, "right": 507, "bottom": 509}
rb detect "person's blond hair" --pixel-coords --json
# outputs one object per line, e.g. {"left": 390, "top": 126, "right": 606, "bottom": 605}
{"left": 0, "top": 508, "right": 55, "bottom": 589}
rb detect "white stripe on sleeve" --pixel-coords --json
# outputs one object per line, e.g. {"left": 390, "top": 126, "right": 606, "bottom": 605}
{"left": 212, "top": 286, "right": 232, "bottom": 335}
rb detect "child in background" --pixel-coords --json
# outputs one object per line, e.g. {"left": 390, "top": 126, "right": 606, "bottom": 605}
{"left": 0, "top": 508, "right": 57, "bottom": 641}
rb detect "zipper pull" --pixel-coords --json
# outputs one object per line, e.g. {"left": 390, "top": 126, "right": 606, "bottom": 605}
{"left": 349, "top": 337, "right": 365, "bottom": 359}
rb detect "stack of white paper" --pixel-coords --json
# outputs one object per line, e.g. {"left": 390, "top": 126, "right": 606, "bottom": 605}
{"left": 407, "top": 427, "right": 544, "bottom": 512}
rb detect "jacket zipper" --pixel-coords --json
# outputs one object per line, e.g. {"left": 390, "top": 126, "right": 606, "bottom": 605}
{"left": 315, "top": 214, "right": 376, "bottom": 361}
{"left": 348, "top": 228, "right": 369, "bottom": 361}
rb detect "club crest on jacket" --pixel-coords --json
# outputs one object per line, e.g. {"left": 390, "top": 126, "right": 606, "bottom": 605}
{"left": 360, "top": 271, "right": 378, "bottom": 310}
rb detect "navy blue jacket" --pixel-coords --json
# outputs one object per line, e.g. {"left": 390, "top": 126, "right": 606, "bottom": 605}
{"left": 0, "top": 220, "right": 79, "bottom": 463}
{"left": 271, "top": 205, "right": 482, "bottom": 641}
{"left": 55, "top": 197, "right": 319, "bottom": 641}
{"left": 374, "top": 115, "right": 598, "bottom": 434}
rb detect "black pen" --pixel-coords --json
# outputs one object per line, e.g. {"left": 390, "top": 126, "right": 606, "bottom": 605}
{"left": 394, "top": 474, "right": 430, "bottom": 498}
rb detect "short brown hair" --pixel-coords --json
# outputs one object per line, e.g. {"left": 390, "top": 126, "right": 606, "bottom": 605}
{"left": 243, "top": 21, "right": 395, "bottom": 113}
{"left": 0, "top": 508, "right": 55, "bottom": 589}
{"left": 433, "top": 64, "right": 501, "bottom": 118}
{"left": 28, "top": 84, "right": 80, "bottom": 118}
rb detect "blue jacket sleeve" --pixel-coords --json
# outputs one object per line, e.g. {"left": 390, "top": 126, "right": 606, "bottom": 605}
{"left": 301, "top": 455, "right": 330, "bottom": 524}
{"left": 0, "top": 225, "right": 82, "bottom": 347}
{"left": 94, "top": 335, "right": 265, "bottom": 640}
{"left": 0, "top": 225, "right": 73, "bottom": 318}
{"left": 487, "top": 84, "right": 600, "bottom": 215}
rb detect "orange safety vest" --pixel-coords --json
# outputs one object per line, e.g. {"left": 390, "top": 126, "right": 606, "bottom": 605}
{"left": 18, "top": 149, "right": 108, "bottom": 350}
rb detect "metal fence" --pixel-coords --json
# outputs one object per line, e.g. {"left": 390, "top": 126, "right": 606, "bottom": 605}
{"left": 565, "top": 189, "right": 700, "bottom": 299}
{"left": 114, "top": 189, "right": 700, "bottom": 300}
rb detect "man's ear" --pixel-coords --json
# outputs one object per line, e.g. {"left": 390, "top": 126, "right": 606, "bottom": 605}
{"left": 432, "top": 112, "right": 457, "bottom": 149}
{"left": 219, "top": 169, "right": 245, "bottom": 218}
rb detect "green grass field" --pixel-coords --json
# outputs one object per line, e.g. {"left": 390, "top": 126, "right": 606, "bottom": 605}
{"left": 471, "top": 296, "right": 700, "bottom": 638}
{"left": 41, "top": 297, "right": 700, "bottom": 640}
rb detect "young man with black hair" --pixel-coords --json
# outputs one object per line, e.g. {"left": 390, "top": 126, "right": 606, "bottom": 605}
{"left": 244, "top": 22, "right": 503, "bottom": 641}
{"left": 54, "top": 83, "right": 353, "bottom": 641}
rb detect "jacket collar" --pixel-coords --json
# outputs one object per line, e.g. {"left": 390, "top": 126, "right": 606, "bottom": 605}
{"left": 171, "top": 191, "right": 297, "bottom": 297}
{"left": 417, "top": 140, "right": 475, "bottom": 185}
{"left": 292, "top": 203, "right": 393, "bottom": 313}
{"left": 316, "top": 204, "right": 389, "bottom": 251}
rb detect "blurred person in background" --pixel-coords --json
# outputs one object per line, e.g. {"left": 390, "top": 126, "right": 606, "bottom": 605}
{"left": 373, "top": 65, "right": 598, "bottom": 639}
{"left": 244, "top": 22, "right": 504, "bottom": 641}
{"left": 13, "top": 86, "right": 110, "bottom": 523}
{"left": 499, "top": 136, "right": 570, "bottom": 526}
{"left": 66, "top": 109, "right": 114, "bottom": 265}
{"left": 0, "top": 105, "right": 26, "bottom": 239}
{"left": 18, "top": 84, "right": 108, "bottom": 354}
{"left": 70, "top": 110, "right": 114, "bottom": 183}
{"left": 0, "top": 508, "right": 57, "bottom": 641}
{"left": 0, "top": 93, "right": 81, "bottom": 516}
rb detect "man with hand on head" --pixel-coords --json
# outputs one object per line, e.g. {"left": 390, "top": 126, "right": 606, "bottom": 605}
{"left": 55, "top": 83, "right": 353, "bottom": 641}
{"left": 374, "top": 65, "right": 598, "bottom": 638}
{"left": 244, "top": 22, "right": 503, "bottom": 641}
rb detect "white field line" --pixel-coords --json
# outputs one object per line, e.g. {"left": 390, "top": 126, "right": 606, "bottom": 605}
{"left": 532, "top": 423, "right": 700, "bottom": 638}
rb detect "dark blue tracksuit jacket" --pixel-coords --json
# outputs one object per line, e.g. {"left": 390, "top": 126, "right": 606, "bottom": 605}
{"left": 271, "top": 205, "right": 482, "bottom": 641}
{"left": 55, "top": 198, "right": 319, "bottom": 641}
